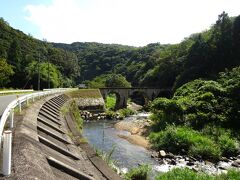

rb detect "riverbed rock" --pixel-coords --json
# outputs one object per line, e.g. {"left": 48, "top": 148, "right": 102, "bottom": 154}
{"left": 131, "top": 127, "right": 139, "bottom": 134}
{"left": 230, "top": 157, "right": 237, "bottom": 160}
{"left": 170, "top": 159, "right": 177, "bottom": 165}
{"left": 189, "top": 156, "right": 197, "bottom": 161}
{"left": 151, "top": 152, "right": 158, "bottom": 158}
{"left": 165, "top": 152, "right": 175, "bottom": 159}
{"left": 218, "top": 161, "right": 231, "bottom": 170}
{"left": 232, "top": 159, "right": 240, "bottom": 167}
{"left": 159, "top": 150, "right": 166, "bottom": 158}
{"left": 186, "top": 161, "right": 194, "bottom": 166}
{"left": 232, "top": 162, "right": 240, "bottom": 167}
{"left": 192, "top": 167, "right": 199, "bottom": 172}
{"left": 220, "top": 157, "right": 229, "bottom": 162}
{"left": 234, "top": 159, "right": 240, "bottom": 164}
{"left": 205, "top": 161, "right": 214, "bottom": 166}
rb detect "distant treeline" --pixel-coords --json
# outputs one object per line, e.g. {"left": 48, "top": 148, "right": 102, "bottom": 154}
{"left": 0, "top": 12, "right": 240, "bottom": 90}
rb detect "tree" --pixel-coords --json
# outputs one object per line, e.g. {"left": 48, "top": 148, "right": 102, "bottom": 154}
{"left": 0, "top": 58, "right": 14, "bottom": 87}
{"left": 105, "top": 74, "right": 131, "bottom": 87}
{"left": 26, "top": 61, "right": 62, "bottom": 89}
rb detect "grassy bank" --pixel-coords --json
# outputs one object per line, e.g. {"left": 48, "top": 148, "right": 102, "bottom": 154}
{"left": 124, "top": 166, "right": 240, "bottom": 180}
{"left": 66, "top": 89, "right": 102, "bottom": 98}
{"left": 156, "top": 168, "right": 240, "bottom": 180}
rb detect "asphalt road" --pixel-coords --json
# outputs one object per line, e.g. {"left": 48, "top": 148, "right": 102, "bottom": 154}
{"left": 0, "top": 94, "right": 25, "bottom": 117}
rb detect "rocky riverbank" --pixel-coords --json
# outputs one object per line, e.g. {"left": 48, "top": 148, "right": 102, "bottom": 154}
{"left": 151, "top": 149, "right": 240, "bottom": 174}
{"left": 114, "top": 113, "right": 152, "bottom": 149}
{"left": 114, "top": 113, "right": 240, "bottom": 175}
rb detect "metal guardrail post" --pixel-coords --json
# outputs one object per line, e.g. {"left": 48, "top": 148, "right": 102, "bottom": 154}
{"left": 9, "top": 110, "right": 14, "bottom": 128}
{"left": 32, "top": 95, "right": 35, "bottom": 102}
{"left": 26, "top": 97, "right": 29, "bottom": 106}
{"left": 3, "top": 130, "right": 12, "bottom": 176}
{"left": 18, "top": 100, "right": 22, "bottom": 113}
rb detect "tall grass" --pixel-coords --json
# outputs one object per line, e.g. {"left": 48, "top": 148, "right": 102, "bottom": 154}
{"left": 124, "top": 164, "right": 151, "bottom": 180}
{"left": 155, "top": 168, "right": 240, "bottom": 180}
{"left": 71, "top": 100, "right": 83, "bottom": 132}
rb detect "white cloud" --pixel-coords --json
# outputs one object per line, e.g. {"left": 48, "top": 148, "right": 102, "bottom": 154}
{"left": 24, "top": 0, "right": 240, "bottom": 46}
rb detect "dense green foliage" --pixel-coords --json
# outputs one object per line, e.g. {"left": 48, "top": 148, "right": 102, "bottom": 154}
{"left": 155, "top": 168, "right": 213, "bottom": 180}
{"left": 124, "top": 164, "right": 150, "bottom": 180}
{"left": 0, "top": 18, "right": 80, "bottom": 89}
{"left": 118, "top": 108, "right": 135, "bottom": 118}
{"left": 25, "top": 61, "right": 62, "bottom": 88}
{"left": 86, "top": 73, "right": 131, "bottom": 88}
{"left": 149, "top": 67, "right": 240, "bottom": 160}
{"left": 1, "top": 12, "right": 239, "bottom": 90}
{"left": 53, "top": 12, "right": 240, "bottom": 90}
{"left": 156, "top": 168, "right": 240, "bottom": 180}
{"left": 0, "top": 58, "right": 14, "bottom": 87}
{"left": 149, "top": 126, "right": 222, "bottom": 160}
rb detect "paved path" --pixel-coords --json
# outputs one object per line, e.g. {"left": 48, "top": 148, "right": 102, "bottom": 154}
{"left": 0, "top": 94, "right": 25, "bottom": 117}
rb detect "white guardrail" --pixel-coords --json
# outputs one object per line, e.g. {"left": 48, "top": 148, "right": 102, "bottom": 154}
{"left": 0, "top": 88, "right": 68, "bottom": 176}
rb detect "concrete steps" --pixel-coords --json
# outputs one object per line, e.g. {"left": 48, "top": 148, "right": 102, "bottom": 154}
{"left": 36, "top": 94, "right": 106, "bottom": 180}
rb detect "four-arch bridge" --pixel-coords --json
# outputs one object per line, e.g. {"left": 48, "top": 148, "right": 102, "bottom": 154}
{"left": 99, "top": 87, "right": 172, "bottom": 110}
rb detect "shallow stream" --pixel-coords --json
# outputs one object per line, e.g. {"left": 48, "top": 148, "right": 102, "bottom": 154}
{"left": 83, "top": 113, "right": 236, "bottom": 177}
{"left": 82, "top": 113, "right": 159, "bottom": 173}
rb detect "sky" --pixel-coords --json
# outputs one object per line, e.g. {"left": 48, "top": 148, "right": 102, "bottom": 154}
{"left": 0, "top": 0, "right": 240, "bottom": 46}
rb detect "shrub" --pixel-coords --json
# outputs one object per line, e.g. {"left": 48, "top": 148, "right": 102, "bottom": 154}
{"left": 218, "top": 134, "right": 239, "bottom": 157}
{"left": 105, "top": 110, "right": 117, "bottom": 119}
{"left": 150, "top": 98, "right": 184, "bottom": 126}
{"left": 118, "top": 108, "right": 135, "bottom": 118}
{"left": 155, "top": 168, "right": 214, "bottom": 180}
{"left": 202, "top": 126, "right": 239, "bottom": 157}
{"left": 217, "top": 169, "right": 240, "bottom": 180}
{"left": 149, "top": 126, "right": 221, "bottom": 160}
{"left": 189, "top": 141, "right": 221, "bottom": 161}
{"left": 124, "top": 165, "right": 150, "bottom": 180}
{"left": 156, "top": 168, "right": 240, "bottom": 180}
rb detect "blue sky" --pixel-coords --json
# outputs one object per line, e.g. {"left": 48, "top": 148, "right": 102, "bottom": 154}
{"left": 1, "top": 0, "right": 240, "bottom": 46}
{"left": 0, "top": 0, "right": 48, "bottom": 38}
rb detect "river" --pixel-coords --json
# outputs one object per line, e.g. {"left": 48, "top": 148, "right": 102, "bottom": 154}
{"left": 82, "top": 113, "right": 159, "bottom": 174}
{"left": 82, "top": 113, "right": 232, "bottom": 177}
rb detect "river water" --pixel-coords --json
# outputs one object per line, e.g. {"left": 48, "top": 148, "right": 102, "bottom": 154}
{"left": 82, "top": 113, "right": 159, "bottom": 173}
{"left": 82, "top": 113, "right": 234, "bottom": 177}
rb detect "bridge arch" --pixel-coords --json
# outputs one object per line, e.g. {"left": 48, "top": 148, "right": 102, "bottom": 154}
{"left": 129, "top": 90, "right": 149, "bottom": 106}
{"left": 106, "top": 91, "right": 121, "bottom": 110}
{"left": 99, "top": 87, "right": 170, "bottom": 110}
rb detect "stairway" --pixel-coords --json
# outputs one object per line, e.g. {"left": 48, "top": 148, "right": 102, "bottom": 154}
{"left": 36, "top": 94, "right": 105, "bottom": 180}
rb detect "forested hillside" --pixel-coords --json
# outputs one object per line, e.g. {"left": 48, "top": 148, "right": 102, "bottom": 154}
{"left": 0, "top": 12, "right": 239, "bottom": 91}
{"left": 52, "top": 42, "right": 169, "bottom": 85}
{"left": 53, "top": 12, "right": 240, "bottom": 90}
{"left": 0, "top": 18, "right": 80, "bottom": 89}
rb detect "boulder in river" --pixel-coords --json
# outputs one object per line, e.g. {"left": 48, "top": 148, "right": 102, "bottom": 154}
{"left": 165, "top": 152, "right": 175, "bottom": 159}
{"left": 159, "top": 150, "right": 166, "bottom": 158}
{"left": 232, "top": 159, "right": 240, "bottom": 167}
{"left": 218, "top": 161, "right": 231, "bottom": 170}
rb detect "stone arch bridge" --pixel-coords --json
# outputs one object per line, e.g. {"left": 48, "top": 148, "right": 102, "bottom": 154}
{"left": 99, "top": 87, "right": 171, "bottom": 110}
